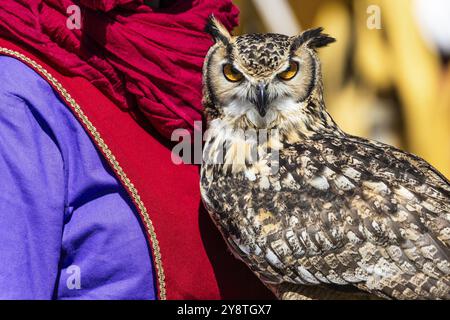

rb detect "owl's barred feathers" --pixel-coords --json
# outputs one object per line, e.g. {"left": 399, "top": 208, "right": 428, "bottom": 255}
{"left": 200, "top": 17, "right": 450, "bottom": 300}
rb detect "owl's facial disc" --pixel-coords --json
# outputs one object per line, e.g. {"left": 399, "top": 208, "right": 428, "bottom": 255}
{"left": 214, "top": 60, "right": 305, "bottom": 129}
{"left": 206, "top": 38, "right": 319, "bottom": 128}
{"left": 220, "top": 57, "right": 306, "bottom": 128}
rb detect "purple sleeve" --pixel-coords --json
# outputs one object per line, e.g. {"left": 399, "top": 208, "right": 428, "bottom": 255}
{"left": 0, "top": 61, "right": 66, "bottom": 299}
{"left": 0, "top": 56, "right": 156, "bottom": 299}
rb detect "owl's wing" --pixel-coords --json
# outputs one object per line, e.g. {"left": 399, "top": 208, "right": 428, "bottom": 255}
{"left": 346, "top": 134, "right": 450, "bottom": 200}
{"left": 271, "top": 135, "right": 450, "bottom": 299}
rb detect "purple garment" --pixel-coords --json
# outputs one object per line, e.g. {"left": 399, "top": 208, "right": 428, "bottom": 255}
{"left": 0, "top": 56, "right": 156, "bottom": 299}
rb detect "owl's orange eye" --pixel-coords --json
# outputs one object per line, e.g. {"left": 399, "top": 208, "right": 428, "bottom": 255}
{"left": 278, "top": 61, "right": 299, "bottom": 81}
{"left": 223, "top": 64, "right": 244, "bottom": 82}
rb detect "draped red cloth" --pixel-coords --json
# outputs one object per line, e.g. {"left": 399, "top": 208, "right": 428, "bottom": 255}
{"left": 0, "top": 0, "right": 238, "bottom": 139}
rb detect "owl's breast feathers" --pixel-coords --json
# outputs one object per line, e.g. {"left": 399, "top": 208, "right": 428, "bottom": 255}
{"left": 200, "top": 134, "right": 450, "bottom": 299}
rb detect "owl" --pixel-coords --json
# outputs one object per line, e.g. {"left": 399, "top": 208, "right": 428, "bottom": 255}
{"left": 200, "top": 16, "right": 450, "bottom": 300}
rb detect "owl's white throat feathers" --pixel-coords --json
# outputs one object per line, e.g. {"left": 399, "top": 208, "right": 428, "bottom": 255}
{"left": 203, "top": 94, "right": 342, "bottom": 175}
{"left": 203, "top": 116, "right": 282, "bottom": 176}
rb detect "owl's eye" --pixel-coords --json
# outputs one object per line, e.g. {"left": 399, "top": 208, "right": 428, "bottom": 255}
{"left": 223, "top": 64, "right": 244, "bottom": 82}
{"left": 278, "top": 61, "right": 299, "bottom": 81}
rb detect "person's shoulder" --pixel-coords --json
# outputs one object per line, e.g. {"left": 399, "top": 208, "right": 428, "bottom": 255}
{"left": 0, "top": 55, "right": 39, "bottom": 76}
{"left": 0, "top": 55, "right": 68, "bottom": 129}
{"left": 0, "top": 55, "right": 48, "bottom": 95}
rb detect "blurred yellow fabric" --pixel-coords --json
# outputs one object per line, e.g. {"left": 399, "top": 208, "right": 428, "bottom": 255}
{"left": 233, "top": 0, "right": 450, "bottom": 178}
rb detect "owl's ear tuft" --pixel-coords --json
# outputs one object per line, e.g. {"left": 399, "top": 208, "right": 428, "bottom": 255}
{"left": 291, "top": 27, "right": 336, "bottom": 52}
{"left": 205, "top": 14, "right": 231, "bottom": 45}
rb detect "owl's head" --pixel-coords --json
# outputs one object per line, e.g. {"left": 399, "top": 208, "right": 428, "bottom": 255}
{"left": 203, "top": 16, "right": 337, "bottom": 137}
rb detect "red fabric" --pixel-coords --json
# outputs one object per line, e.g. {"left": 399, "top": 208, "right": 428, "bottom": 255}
{"left": 0, "top": 38, "right": 275, "bottom": 300}
{"left": 0, "top": 0, "right": 238, "bottom": 139}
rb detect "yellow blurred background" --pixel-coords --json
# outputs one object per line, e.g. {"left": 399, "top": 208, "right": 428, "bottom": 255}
{"left": 233, "top": 0, "right": 450, "bottom": 178}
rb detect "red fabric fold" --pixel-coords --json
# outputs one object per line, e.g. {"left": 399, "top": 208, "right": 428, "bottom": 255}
{"left": 0, "top": 0, "right": 239, "bottom": 139}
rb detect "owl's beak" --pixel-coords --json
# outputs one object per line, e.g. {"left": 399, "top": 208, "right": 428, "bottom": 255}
{"left": 255, "top": 82, "right": 269, "bottom": 117}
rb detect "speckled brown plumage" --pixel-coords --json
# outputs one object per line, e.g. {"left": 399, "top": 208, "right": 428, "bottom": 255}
{"left": 202, "top": 134, "right": 450, "bottom": 299}
{"left": 200, "top": 17, "right": 450, "bottom": 300}
{"left": 234, "top": 33, "right": 291, "bottom": 76}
